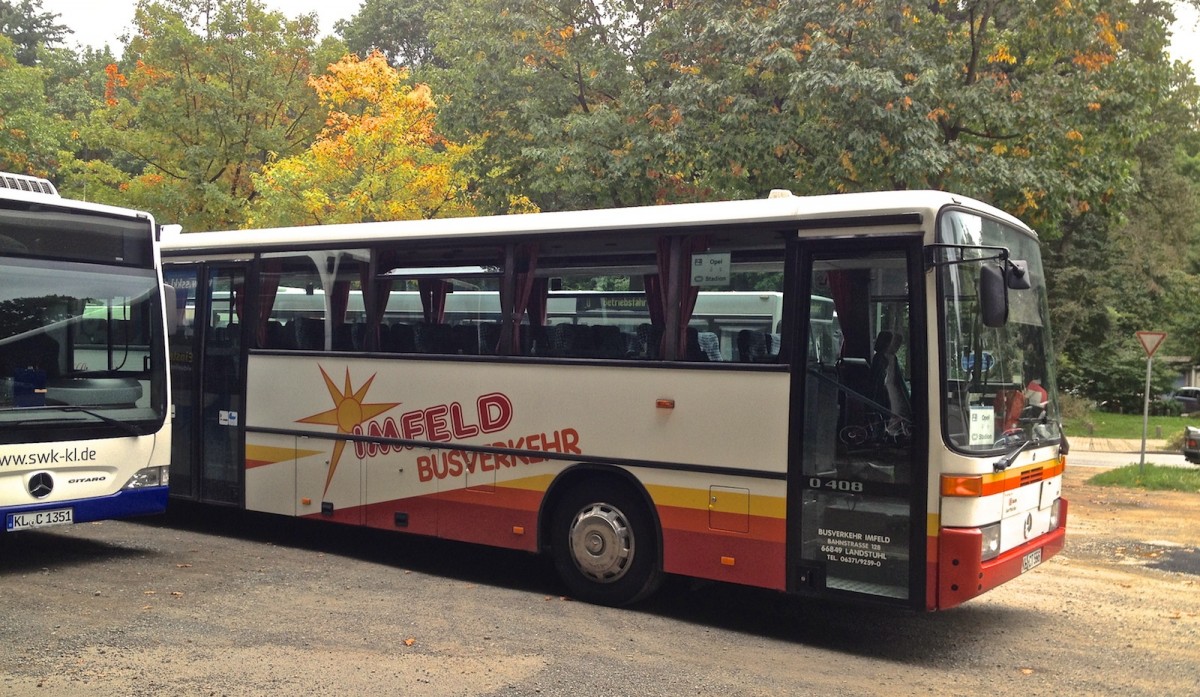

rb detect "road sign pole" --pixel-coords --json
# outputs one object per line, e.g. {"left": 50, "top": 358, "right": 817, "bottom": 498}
{"left": 1135, "top": 330, "right": 1167, "bottom": 474}
{"left": 1141, "top": 355, "right": 1152, "bottom": 474}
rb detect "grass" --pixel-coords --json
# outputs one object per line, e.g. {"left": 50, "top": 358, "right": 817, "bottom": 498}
{"left": 1086, "top": 464, "right": 1200, "bottom": 493}
{"left": 1062, "top": 411, "right": 1193, "bottom": 441}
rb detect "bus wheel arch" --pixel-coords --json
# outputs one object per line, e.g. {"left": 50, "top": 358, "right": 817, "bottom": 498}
{"left": 542, "top": 465, "right": 663, "bottom": 606}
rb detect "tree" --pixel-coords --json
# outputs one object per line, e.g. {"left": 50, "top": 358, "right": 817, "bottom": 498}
{"left": 1040, "top": 8, "right": 1200, "bottom": 405}
{"left": 0, "top": 34, "right": 66, "bottom": 175}
{"left": 651, "top": 1, "right": 1195, "bottom": 236}
{"left": 85, "top": 0, "right": 340, "bottom": 231}
{"left": 425, "top": 0, "right": 682, "bottom": 212}
{"left": 334, "top": 0, "right": 440, "bottom": 69}
{"left": 0, "top": 0, "right": 67, "bottom": 65}
{"left": 420, "top": 0, "right": 1195, "bottom": 229}
{"left": 249, "top": 52, "right": 480, "bottom": 226}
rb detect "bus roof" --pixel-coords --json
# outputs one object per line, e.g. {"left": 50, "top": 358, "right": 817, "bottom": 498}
{"left": 161, "top": 189, "right": 1034, "bottom": 253}
{"left": 0, "top": 172, "right": 58, "bottom": 196}
{"left": 0, "top": 172, "right": 157, "bottom": 225}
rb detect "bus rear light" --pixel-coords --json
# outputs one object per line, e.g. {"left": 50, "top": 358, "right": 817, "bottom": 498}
{"left": 980, "top": 523, "right": 1002, "bottom": 561}
{"left": 941, "top": 475, "right": 984, "bottom": 497}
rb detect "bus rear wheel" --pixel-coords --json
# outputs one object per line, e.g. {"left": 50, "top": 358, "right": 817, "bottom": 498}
{"left": 551, "top": 479, "right": 661, "bottom": 606}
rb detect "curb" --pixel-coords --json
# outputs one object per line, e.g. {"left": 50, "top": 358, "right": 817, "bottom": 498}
{"left": 1069, "top": 437, "right": 1171, "bottom": 454}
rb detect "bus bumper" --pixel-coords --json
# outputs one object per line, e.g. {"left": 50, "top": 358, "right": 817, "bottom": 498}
{"left": 936, "top": 498, "right": 1068, "bottom": 610}
{"left": 2, "top": 486, "right": 169, "bottom": 532}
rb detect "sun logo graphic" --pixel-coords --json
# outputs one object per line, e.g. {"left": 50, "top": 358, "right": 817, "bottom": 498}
{"left": 296, "top": 366, "right": 400, "bottom": 497}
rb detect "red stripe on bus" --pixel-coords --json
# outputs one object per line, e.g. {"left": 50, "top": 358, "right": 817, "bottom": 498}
{"left": 657, "top": 504, "right": 786, "bottom": 590}
{"left": 926, "top": 536, "right": 940, "bottom": 611}
{"left": 662, "top": 528, "right": 787, "bottom": 590}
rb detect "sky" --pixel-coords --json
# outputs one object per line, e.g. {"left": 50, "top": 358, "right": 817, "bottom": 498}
{"left": 35, "top": 0, "right": 1200, "bottom": 79}
{"left": 40, "top": 0, "right": 359, "bottom": 51}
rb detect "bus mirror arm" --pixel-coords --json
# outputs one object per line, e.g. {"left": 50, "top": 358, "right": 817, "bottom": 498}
{"left": 923, "top": 244, "right": 1029, "bottom": 289}
{"left": 1006, "top": 259, "right": 1031, "bottom": 290}
{"left": 925, "top": 244, "right": 1028, "bottom": 327}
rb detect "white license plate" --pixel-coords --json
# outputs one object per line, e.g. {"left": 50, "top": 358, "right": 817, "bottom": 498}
{"left": 6, "top": 508, "right": 74, "bottom": 531}
{"left": 1021, "top": 548, "right": 1043, "bottom": 573}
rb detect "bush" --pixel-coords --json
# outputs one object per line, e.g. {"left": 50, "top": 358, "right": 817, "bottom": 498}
{"left": 1057, "top": 392, "right": 1093, "bottom": 422}
{"left": 1149, "top": 398, "right": 1183, "bottom": 417}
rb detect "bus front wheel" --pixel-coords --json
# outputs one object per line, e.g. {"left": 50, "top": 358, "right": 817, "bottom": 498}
{"left": 551, "top": 480, "right": 662, "bottom": 606}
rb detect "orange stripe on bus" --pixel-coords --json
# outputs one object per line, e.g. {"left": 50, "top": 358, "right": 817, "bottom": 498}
{"left": 941, "top": 458, "right": 1064, "bottom": 498}
{"left": 657, "top": 504, "right": 786, "bottom": 544}
{"left": 244, "top": 444, "right": 323, "bottom": 469}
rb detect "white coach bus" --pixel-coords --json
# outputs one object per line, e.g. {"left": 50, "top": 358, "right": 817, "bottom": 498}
{"left": 160, "top": 189, "right": 1065, "bottom": 610}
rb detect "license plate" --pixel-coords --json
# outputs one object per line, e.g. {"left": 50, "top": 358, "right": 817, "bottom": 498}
{"left": 1021, "top": 548, "right": 1043, "bottom": 573}
{"left": 6, "top": 508, "right": 74, "bottom": 531}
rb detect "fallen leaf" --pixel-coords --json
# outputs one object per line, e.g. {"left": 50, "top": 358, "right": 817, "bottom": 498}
{"left": 1020, "top": 668, "right": 1035, "bottom": 676}
{"left": 176, "top": 563, "right": 192, "bottom": 568}
{"left": 170, "top": 591, "right": 184, "bottom": 597}
{"left": 404, "top": 638, "right": 415, "bottom": 646}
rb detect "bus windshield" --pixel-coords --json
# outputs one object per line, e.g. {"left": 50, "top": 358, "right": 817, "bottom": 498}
{"left": 0, "top": 255, "right": 166, "bottom": 443}
{"left": 937, "top": 210, "right": 1061, "bottom": 454}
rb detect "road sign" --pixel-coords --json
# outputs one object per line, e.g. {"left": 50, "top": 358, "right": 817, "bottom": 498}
{"left": 1136, "top": 331, "right": 1167, "bottom": 358}
{"left": 959, "top": 351, "right": 995, "bottom": 373}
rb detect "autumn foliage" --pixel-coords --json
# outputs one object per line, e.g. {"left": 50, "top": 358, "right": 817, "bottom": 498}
{"left": 250, "top": 52, "right": 477, "bottom": 226}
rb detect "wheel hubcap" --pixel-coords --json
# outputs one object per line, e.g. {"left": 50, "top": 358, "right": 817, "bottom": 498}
{"left": 568, "top": 502, "right": 634, "bottom": 583}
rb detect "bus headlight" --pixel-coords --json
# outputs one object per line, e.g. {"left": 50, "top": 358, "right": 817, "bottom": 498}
{"left": 980, "top": 523, "right": 1002, "bottom": 561}
{"left": 1048, "top": 498, "right": 1061, "bottom": 530}
{"left": 123, "top": 466, "right": 169, "bottom": 489}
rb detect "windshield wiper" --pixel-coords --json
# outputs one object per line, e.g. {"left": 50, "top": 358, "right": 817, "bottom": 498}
{"left": 2, "top": 405, "right": 147, "bottom": 436}
{"left": 994, "top": 437, "right": 1039, "bottom": 473}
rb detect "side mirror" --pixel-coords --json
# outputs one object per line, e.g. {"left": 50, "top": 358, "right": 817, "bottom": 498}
{"left": 980, "top": 264, "right": 1008, "bottom": 327}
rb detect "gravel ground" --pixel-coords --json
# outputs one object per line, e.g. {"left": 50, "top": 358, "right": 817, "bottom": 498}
{"left": 1, "top": 465, "right": 1197, "bottom": 696}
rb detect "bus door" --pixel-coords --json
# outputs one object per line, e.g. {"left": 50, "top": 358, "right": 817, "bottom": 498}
{"left": 789, "top": 239, "right": 926, "bottom": 605}
{"left": 165, "top": 263, "right": 247, "bottom": 505}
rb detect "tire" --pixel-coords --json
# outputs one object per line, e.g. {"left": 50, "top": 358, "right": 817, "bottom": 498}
{"left": 551, "top": 478, "right": 662, "bottom": 606}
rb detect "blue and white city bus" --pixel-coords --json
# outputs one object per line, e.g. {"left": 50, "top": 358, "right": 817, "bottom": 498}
{"left": 1, "top": 172, "right": 171, "bottom": 533}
